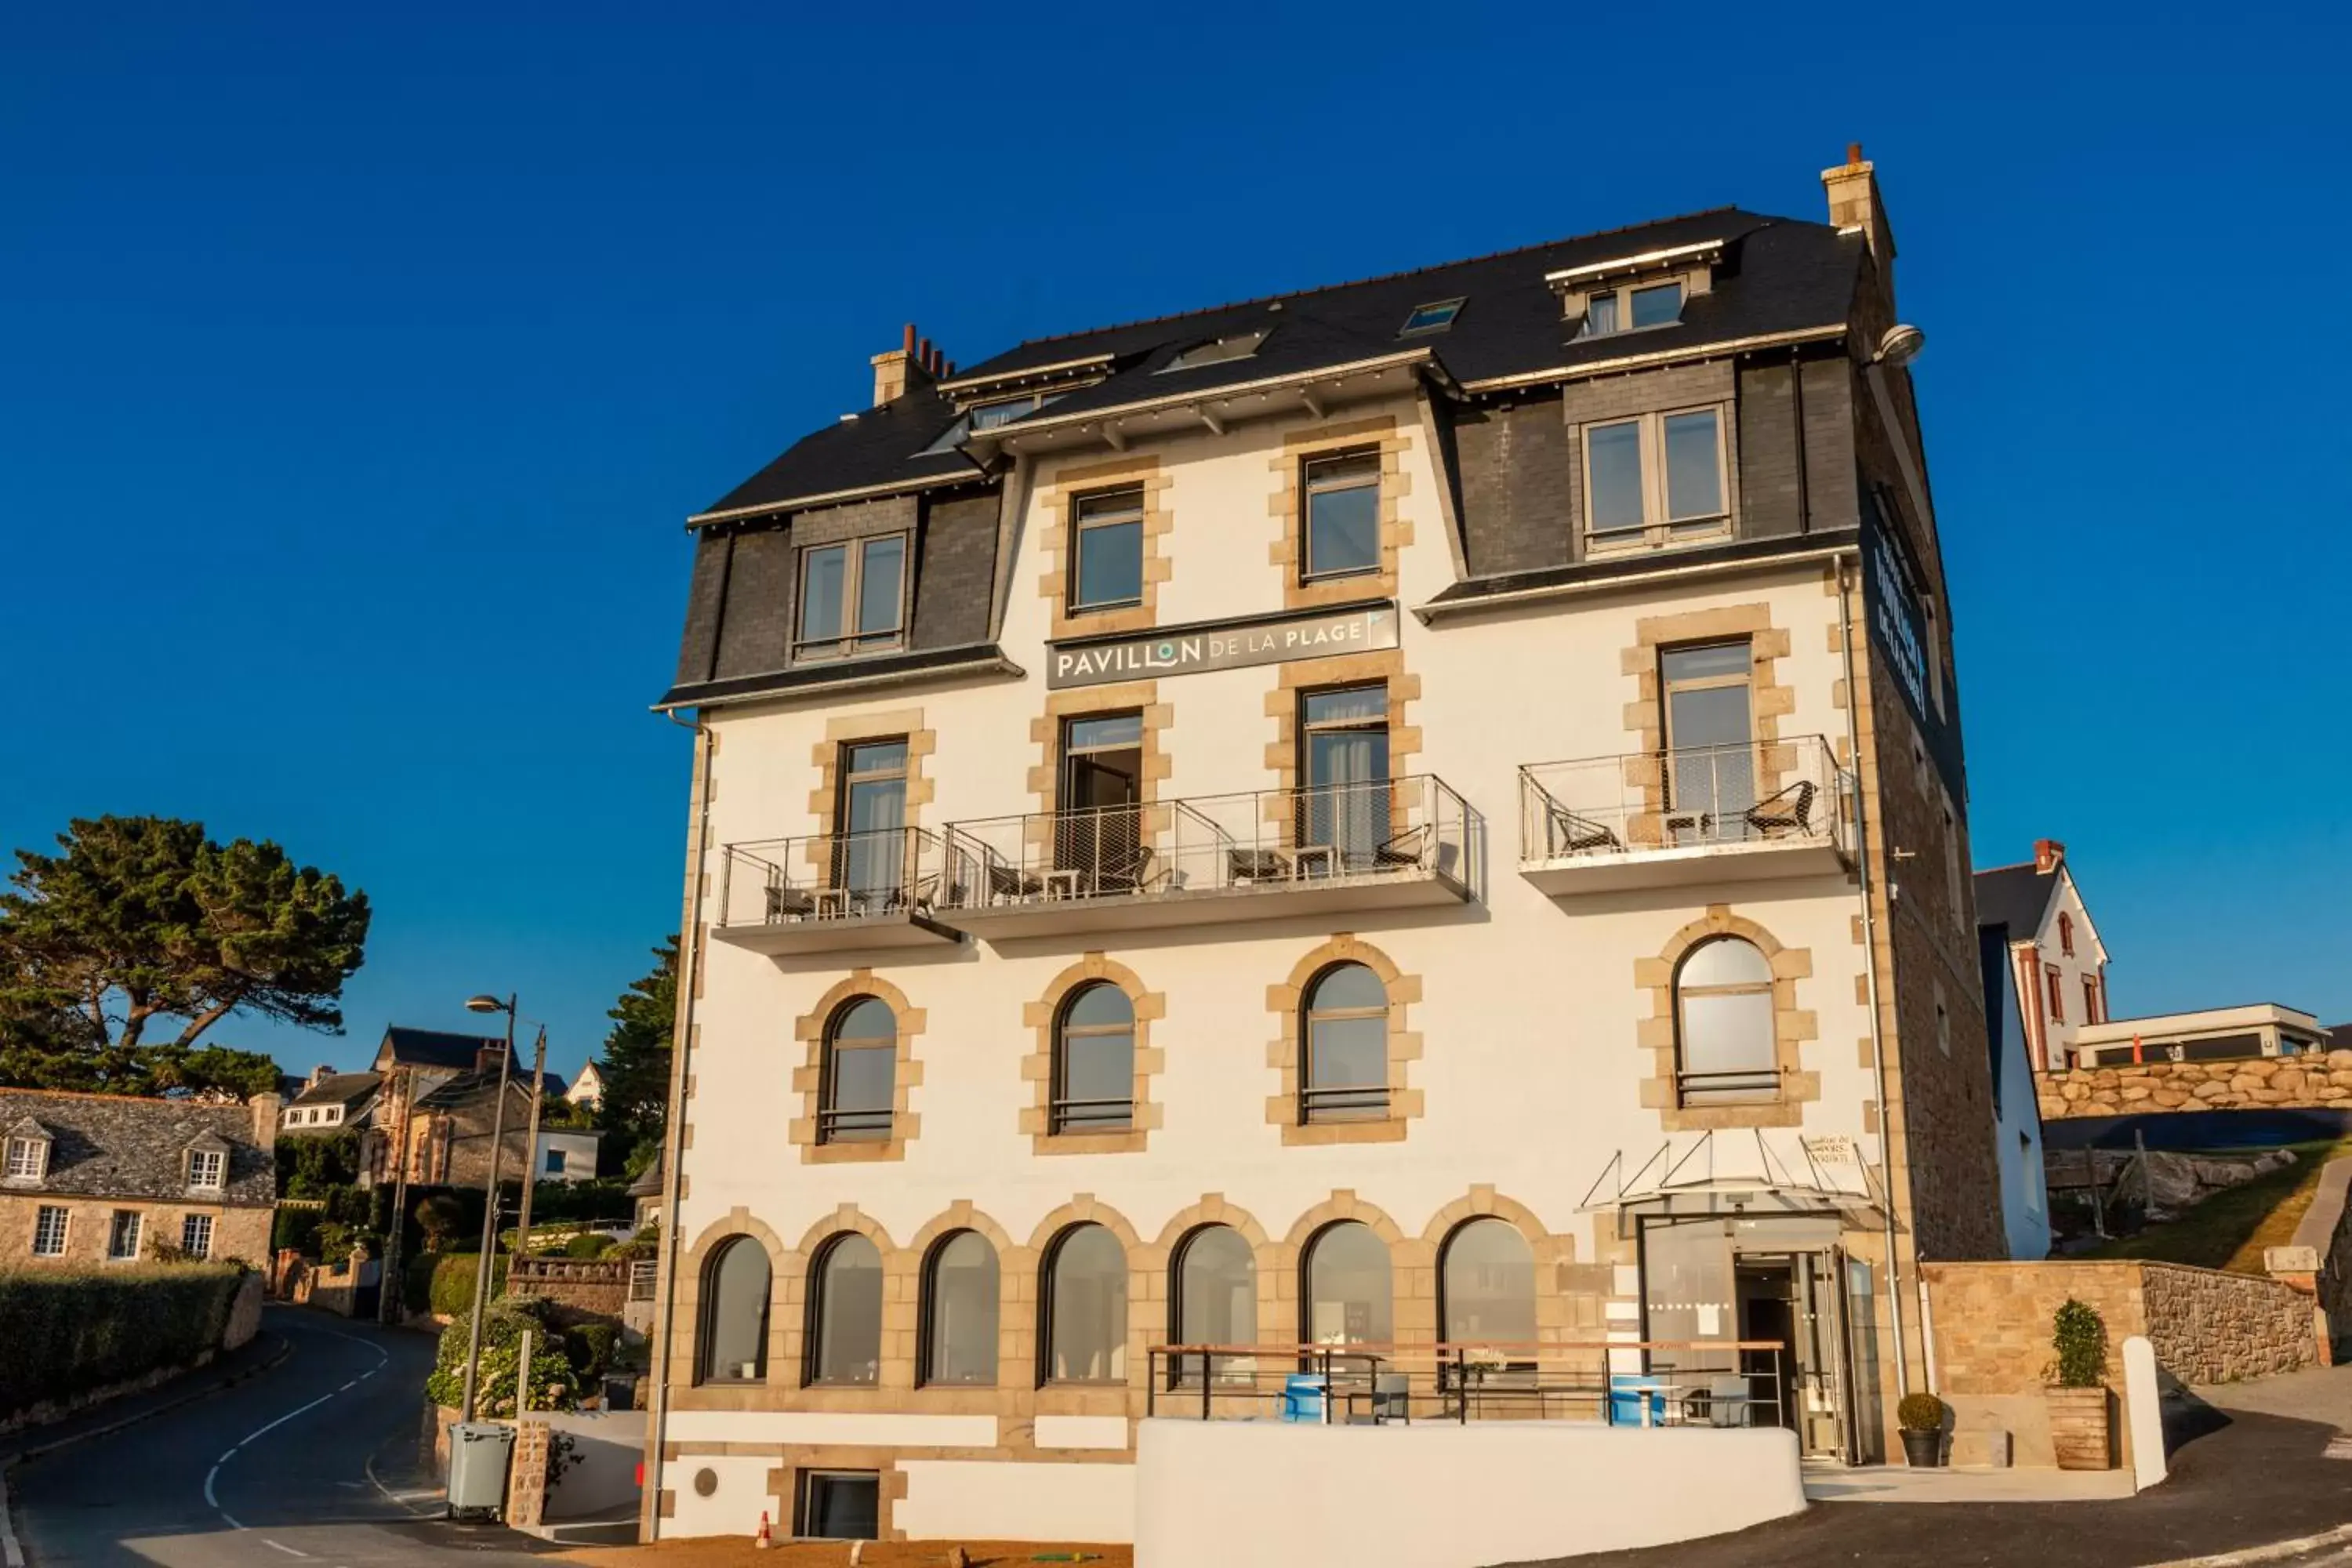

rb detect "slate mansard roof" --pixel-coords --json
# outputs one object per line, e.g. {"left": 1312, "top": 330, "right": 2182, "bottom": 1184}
{"left": 376, "top": 1026, "right": 511, "bottom": 1072}
{"left": 289, "top": 1070, "right": 382, "bottom": 1110}
{"left": 697, "top": 207, "right": 1863, "bottom": 522}
{"left": 1974, "top": 864, "right": 2057, "bottom": 939}
{"left": 0, "top": 1089, "right": 275, "bottom": 1208}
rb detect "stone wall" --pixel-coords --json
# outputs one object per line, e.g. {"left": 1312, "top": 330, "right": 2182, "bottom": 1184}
{"left": 1925, "top": 1259, "right": 2318, "bottom": 1469}
{"left": 509, "top": 1256, "right": 629, "bottom": 1319}
{"left": 2139, "top": 1262, "right": 2316, "bottom": 1385}
{"left": 2039, "top": 1051, "right": 2352, "bottom": 1120}
{"left": 507, "top": 1417, "right": 550, "bottom": 1530}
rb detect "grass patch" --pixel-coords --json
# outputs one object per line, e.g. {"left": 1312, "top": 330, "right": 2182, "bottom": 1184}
{"left": 2079, "top": 1140, "right": 2348, "bottom": 1274}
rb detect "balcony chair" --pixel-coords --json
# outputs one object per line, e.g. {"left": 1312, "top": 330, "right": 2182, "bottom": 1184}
{"left": 1094, "top": 843, "right": 1161, "bottom": 895}
{"left": 985, "top": 861, "right": 1046, "bottom": 903}
{"left": 1545, "top": 804, "right": 1621, "bottom": 855}
{"left": 1372, "top": 824, "right": 1432, "bottom": 871}
{"left": 1741, "top": 779, "right": 1817, "bottom": 839}
{"left": 764, "top": 882, "right": 816, "bottom": 923}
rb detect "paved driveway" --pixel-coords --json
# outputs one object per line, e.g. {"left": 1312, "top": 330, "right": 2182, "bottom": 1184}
{"left": 1500, "top": 1367, "right": 2352, "bottom": 1568}
{"left": 9, "top": 1308, "right": 552, "bottom": 1566}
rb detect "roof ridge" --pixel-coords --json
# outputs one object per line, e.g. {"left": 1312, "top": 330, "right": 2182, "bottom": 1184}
{"left": 1974, "top": 861, "right": 2043, "bottom": 875}
{"left": 0, "top": 1085, "right": 258, "bottom": 1107}
{"left": 1003, "top": 205, "right": 1764, "bottom": 353}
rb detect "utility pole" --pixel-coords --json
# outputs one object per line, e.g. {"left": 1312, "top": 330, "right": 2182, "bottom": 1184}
{"left": 458, "top": 993, "right": 517, "bottom": 1424}
{"left": 514, "top": 1025, "right": 550, "bottom": 1250}
{"left": 377, "top": 1065, "right": 414, "bottom": 1326}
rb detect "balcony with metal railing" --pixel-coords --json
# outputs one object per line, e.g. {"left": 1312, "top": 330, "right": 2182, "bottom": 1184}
{"left": 710, "top": 828, "right": 964, "bottom": 954}
{"left": 936, "top": 775, "right": 1478, "bottom": 938}
{"left": 1519, "top": 735, "right": 1853, "bottom": 895}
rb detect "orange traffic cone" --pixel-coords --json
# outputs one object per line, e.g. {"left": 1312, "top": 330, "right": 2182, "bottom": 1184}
{"left": 755, "top": 1511, "right": 773, "bottom": 1550}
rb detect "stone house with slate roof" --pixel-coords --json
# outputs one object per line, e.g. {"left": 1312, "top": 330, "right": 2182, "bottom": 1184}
{"left": 0, "top": 1087, "right": 278, "bottom": 1268}
{"left": 646, "top": 148, "right": 2005, "bottom": 1544}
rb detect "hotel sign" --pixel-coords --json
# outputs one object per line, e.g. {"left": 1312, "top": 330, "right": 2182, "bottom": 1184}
{"left": 1047, "top": 603, "right": 1399, "bottom": 689}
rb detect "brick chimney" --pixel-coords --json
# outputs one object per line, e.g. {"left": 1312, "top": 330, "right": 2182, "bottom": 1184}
{"left": 869, "top": 322, "right": 947, "bottom": 408}
{"left": 2034, "top": 839, "right": 2067, "bottom": 875}
{"left": 1821, "top": 143, "right": 1896, "bottom": 302}
{"left": 476, "top": 1041, "right": 509, "bottom": 1073}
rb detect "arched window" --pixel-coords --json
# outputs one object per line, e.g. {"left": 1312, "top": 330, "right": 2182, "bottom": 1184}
{"left": 820, "top": 997, "right": 896, "bottom": 1143}
{"left": 1052, "top": 983, "right": 1134, "bottom": 1133}
{"left": 1043, "top": 1224, "right": 1127, "bottom": 1385}
{"left": 698, "top": 1236, "right": 771, "bottom": 1385}
{"left": 1172, "top": 1225, "right": 1256, "bottom": 1385}
{"left": 1301, "top": 963, "right": 1387, "bottom": 1123}
{"left": 1302, "top": 1220, "right": 1390, "bottom": 1349}
{"left": 2058, "top": 913, "right": 2075, "bottom": 957}
{"left": 921, "top": 1231, "right": 1000, "bottom": 1387}
{"left": 807, "top": 1233, "right": 883, "bottom": 1386}
{"left": 1674, "top": 937, "right": 1777, "bottom": 1105}
{"left": 1440, "top": 1218, "right": 1536, "bottom": 1350}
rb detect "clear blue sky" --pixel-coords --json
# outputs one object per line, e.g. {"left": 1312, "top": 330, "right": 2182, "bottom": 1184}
{"left": 5, "top": 6, "right": 2347, "bottom": 1080}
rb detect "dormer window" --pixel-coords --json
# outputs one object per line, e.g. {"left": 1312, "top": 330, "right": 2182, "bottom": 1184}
{"left": 1399, "top": 299, "right": 1464, "bottom": 336}
{"left": 969, "top": 391, "right": 1064, "bottom": 431}
{"left": 187, "top": 1148, "right": 227, "bottom": 1191}
{"left": 1580, "top": 280, "right": 1684, "bottom": 339}
{"left": 1162, "top": 330, "right": 1267, "bottom": 372}
{"left": 5, "top": 1134, "right": 48, "bottom": 1182}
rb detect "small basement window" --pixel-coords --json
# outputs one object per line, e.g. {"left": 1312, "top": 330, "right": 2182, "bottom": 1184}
{"left": 799, "top": 1471, "right": 880, "bottom": 1541}
{"left": 1162, "top": 329, "right": 1267, "bottom": 372}
{"left": 1399, "top": 298, "right": 1464, "bottom": 336}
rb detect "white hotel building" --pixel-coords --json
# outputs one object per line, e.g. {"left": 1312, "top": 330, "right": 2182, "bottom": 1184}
{"left": 641, "top": 150, "right": 2005, "bottom": 1547}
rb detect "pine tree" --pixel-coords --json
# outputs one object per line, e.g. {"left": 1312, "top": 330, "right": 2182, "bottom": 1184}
{"left": 595, "top": 938, "right": 677, "bottom": 1177}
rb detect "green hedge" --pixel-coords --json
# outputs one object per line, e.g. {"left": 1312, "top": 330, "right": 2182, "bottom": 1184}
{"left": 426, "top": 1251, "right": 507, "bottom": 1318}
{"left": 272, "top": 1207, "right": 325, "bottom": 1255}
{"left": 427, "top": 1297, "right": 581, "bottom": 1416}
{"left": 0, "top": 1264, "right": 248, "bottom": 1418}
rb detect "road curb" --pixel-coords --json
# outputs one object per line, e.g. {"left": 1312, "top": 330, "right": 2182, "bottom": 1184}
{"left": 0, "top": 1330, "right": 296, "bottom": 1568}
{"left": 2147, "top": 1523, "right": 2352, "bottom": 1567}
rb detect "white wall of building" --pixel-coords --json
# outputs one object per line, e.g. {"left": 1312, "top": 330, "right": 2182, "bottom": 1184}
{"left": 1134, "top": 1419, "right": 1805, "bottom": 1568}
{"left": 662, "top": 390, "right": 1896, "bottom": 1538}
{"left": 1986, "top": 941, "right": 2049, "bottom": 1259}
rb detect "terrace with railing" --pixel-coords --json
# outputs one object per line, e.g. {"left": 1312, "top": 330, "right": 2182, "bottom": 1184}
{"left": 936, "top": 775, "right": 1477, "bottom": 936}
{"left": 1142, "top": 1341, "right": 1790, "bottom": 1430}
{"left": 1519, "top": 735, "right": 1853, "bottom": 895}
{"left": 710, "top": 828, "right": 963, "bottom": 953}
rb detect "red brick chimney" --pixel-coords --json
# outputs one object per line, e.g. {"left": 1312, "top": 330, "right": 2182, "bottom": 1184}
{"left": 2034, "top": 839, "right": 2067, "bottom": 874}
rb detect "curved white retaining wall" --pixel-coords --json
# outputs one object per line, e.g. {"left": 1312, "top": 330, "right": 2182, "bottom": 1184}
{"left": 1136, "top": 1420, "right": 1805, "bottom": 1568}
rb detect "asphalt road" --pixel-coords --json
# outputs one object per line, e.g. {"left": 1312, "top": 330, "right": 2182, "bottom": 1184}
{"left": 9, "top": 1308, "right": 551, "bottom": 1567}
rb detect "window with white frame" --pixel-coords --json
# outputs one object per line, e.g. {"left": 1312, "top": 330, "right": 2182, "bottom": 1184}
{"left": 795, "top": 535, "right": 908, "bottom": 662}
{"left": 1301, "top": 449, "right": 1381, "bottom": 581}
{"left": 181, "top": 1213, "right": 215, "bottom": 1258}
{"left": 1582, "top": 408, "right": 1728, "bottom": 552}
{"left": 5, "top": 1136, "right": 46, "bottom": 1181}
{"left": 1069, "top": 486, "right": 1145, "bottom": 612}
{"left": 32, "top": 1206, "right": 68, "bottom": 1257}
{"left": 188, "top": 1149, "right": 227, "bottom": 1190}
{"left": 107, "top": 1210, "right": 142, "bottom": 1261}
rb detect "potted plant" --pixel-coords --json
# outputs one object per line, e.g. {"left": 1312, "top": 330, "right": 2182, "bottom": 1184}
{"left": 2045, "top": 1298, "right": 2113, "bottom": 1470}
{"left": 1897, "top": 1392, "right": 1947, "bottom": 1467}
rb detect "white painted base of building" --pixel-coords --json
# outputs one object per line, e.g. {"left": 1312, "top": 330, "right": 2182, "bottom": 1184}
{"left": 1134, "top": 1419, "right": 1806, "bottom": 1568}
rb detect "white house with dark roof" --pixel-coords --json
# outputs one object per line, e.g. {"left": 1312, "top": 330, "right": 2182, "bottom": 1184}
{"left": 280, "top": 1065, "right": 382, "bottom": 1135}
{"left": 1975, "top": 839, "right": 2109, "bottom": 1073}
{"left": 0, "top": 1087, "right": 278, "bottom": 1266}
{"left": 644, "top": 149, "right": 2006, "bottom": 1550}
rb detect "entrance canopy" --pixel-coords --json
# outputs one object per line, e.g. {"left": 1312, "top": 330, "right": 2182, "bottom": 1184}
{"left": 1577, "top": 1129, "right": 1889, "bottom": 1221}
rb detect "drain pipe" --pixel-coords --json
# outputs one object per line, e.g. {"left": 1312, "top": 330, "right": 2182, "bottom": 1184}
{"left": 644, "top": 707, "right": 715, "bottom": 1541}
{"left": 1838, "top": 553, "right": 1911, "bottom": 1398}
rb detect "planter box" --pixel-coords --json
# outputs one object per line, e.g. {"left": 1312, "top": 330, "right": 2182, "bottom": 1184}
{"left": 2046, "top": 1386, "right": 2113, "bottom": 1471}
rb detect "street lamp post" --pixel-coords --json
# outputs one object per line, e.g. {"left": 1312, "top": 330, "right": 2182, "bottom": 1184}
{"left": 457, "top": 993, "right": 517, "bottom": 1424}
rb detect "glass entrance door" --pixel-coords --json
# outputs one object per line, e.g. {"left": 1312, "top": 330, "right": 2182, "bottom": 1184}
{"left": 1660, "top": 641, "right": 1756, "bottom": 843}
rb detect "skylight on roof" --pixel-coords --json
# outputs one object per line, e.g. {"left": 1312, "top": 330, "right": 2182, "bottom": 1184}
{"left": 1399, "top": 298, "right": 1465, "bottom": 336}
{"left": 1161, "top": 329, "right": 1268, "bottom": 372}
